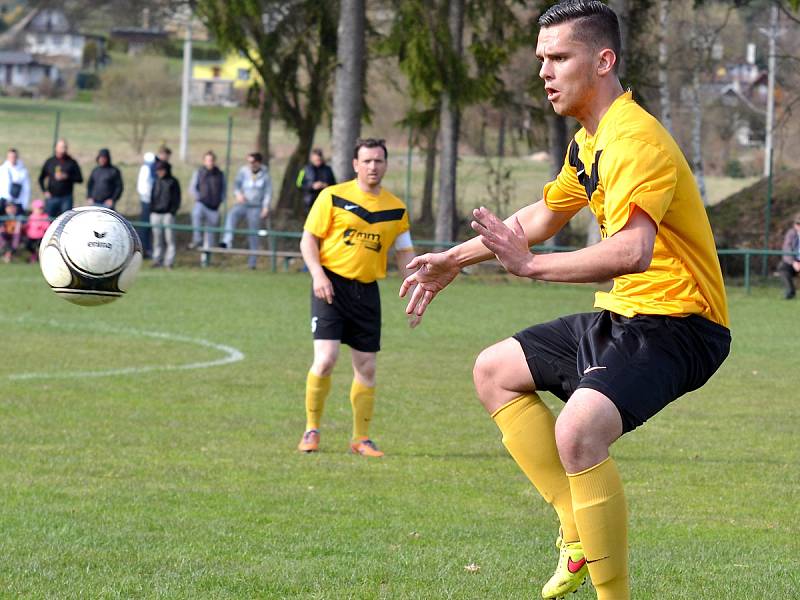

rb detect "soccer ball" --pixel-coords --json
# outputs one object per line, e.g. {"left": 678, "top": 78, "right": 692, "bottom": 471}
{"left": 39, "top": 206, "right": 142, "bottom": 306}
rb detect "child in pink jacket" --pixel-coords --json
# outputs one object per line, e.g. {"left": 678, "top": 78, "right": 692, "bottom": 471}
{"left": 24, "top": 199, "right": 50, "bottom": 262}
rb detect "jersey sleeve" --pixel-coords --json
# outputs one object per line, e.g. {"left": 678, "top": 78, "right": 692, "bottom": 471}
{"left": 543, "top": 141, "right": 590, "bottom": 212}
{"left": 303, "top": 188, "right": 333, "bottom": 238}
{"left": 599, "top": 139, "right": 677, "bottom": 237}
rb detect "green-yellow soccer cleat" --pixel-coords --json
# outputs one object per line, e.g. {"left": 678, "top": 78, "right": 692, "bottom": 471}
{"left": 541, "top": 540, "right": 588, "bottom": 599}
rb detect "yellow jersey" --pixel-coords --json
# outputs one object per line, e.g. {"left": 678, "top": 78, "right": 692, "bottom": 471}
{"left": 543, "top": 91, "right": 729, "bottom": 327}
{"left": 304, "top": 179, "right": 411, "bottom": 283}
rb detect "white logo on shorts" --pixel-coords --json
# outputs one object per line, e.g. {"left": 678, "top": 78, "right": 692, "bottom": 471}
{"left": 583, "top": 366, "right": 607, "bottom": 374}
{"left": 311, "top": 316, "right": 318, "bottom": 333}
{"left": 344, "top": 204, "right": 358, "bottom": 210}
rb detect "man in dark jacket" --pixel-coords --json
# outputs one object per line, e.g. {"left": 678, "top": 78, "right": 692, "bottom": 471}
{"left": 38, "top": 138, "right": 83, "bottom": 218}
{"left": 777, "top": 213, "right": 800, "bottom": 299}
{"left": 87, "top": 148, "right": 124, "bottom": 210}
{"left": 150, "top": 161, "right": 181, "bottom": 269}
{"left": 188, "top": 150, "right": 226, "bottom": 266}
{"left": 301, "top": 148, "right": 336, "bottom": 213}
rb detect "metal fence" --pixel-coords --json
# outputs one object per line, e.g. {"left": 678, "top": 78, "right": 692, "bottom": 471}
{"left": 3, "top": 215, "right": 789, "bottom": 293}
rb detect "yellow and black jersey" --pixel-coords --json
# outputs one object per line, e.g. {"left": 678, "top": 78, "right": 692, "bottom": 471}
{"left": 544, "top": 91, "right": 729, "bottom": 328}
{"left": 304, "top": 179, "right": 411, "bottom": 283}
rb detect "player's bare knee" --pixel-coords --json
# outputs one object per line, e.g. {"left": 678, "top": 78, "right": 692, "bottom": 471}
{"left": 472, "top": 349, "right": 499, "bottom": 405}
{"left": 312, "top": 355, "right": 338, "bottom": 376}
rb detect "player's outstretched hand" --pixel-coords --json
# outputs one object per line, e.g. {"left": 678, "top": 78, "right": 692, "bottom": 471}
{"left": 400, "top": 252, "right": 460, "bottom": 317}
{"left": 312, "top": 273, "right": 334, "bottom": 304}
{"left": 471, "top": 206, "right": 533, "bottom": 278}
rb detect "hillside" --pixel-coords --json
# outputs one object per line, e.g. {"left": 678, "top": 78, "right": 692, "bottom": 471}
{"left": 708, "top": 168, "right": 800, "bottom": 251}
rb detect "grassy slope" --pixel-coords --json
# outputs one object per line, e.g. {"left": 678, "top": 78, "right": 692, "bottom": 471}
{"left": 0, "top": 265, "right": 797, "bottom": 598}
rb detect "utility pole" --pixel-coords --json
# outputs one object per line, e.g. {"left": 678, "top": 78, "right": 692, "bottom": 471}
{"left": 179, "top": 13, "right": 193, "bottom": 163}
{"left": 763, "top": 3, "right": 777, "bottom": 178}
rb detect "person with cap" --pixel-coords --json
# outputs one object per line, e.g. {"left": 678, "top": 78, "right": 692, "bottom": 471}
{"left": 87, "top": 148, "right": 123, "bottom": 210}
{"left": 149, "top": 160, "right": 181, "bottom": 269}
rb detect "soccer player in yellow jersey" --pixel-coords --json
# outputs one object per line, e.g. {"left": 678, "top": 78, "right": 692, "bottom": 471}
{"left": 299, "top": 138, "right": 418, "bottom": 458}
{"left": 400, "top": 2, "right": 731, "bottom": 599}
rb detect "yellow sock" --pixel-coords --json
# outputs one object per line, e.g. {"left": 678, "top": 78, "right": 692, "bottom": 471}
{"left": 568, "top": 457, "right": 629, "bottom": 600}
{"left": 305, "top": 370, "right": 331, "bottom": 431}
{"left": 350, "top": 378, "right": 375, "bottom": 441}
{"left": 492, "top": 394, "right": 579, "bottom": 542}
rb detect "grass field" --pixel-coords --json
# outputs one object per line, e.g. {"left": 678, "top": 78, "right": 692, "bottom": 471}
{"left": 0, "top": 263, "right": 797, "bottom": 598}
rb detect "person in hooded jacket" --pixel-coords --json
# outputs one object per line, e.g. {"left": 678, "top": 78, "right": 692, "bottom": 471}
{"left": 149, "top": 160, "right": 181, "bottom": 269}
{"left": 87, "top": 148, "right": 124, "bottom": 210}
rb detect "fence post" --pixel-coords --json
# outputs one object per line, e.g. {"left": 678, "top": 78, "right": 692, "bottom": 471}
{"left": 744, "top": 251, "right": 751, "bottom": 294}
{"left": 270, "top": 230, "right": 277, "bottom": 273}
{"left": 52, "top": 110, "right": 61, "bottom": 150}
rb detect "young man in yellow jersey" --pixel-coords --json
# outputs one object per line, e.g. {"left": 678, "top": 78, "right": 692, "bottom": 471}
{"left": 299, "top": 138, "right": 419, "bottom": 457}
{"left": 400, "top": 2, "right": 731, "bottom": 598}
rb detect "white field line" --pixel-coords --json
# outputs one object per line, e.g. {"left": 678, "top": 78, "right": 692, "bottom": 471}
{"left": 5, "top": 317, "right": 245, "bottom": 380}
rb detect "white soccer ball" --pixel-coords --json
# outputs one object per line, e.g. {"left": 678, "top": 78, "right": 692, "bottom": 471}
{"left": 39, "top": 206, "right": 142, "bottom": 306}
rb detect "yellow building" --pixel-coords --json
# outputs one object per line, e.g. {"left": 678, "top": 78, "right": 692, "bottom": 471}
{"left": 191, "top": 52, "right": 262, "bottom": 106}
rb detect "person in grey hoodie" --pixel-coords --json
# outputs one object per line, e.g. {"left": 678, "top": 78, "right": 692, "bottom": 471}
{"left": 221, "top": 152, "right": 272, "bottom": 269}
{"left": 0, "top": 148, "right": 31, "bottom": 212}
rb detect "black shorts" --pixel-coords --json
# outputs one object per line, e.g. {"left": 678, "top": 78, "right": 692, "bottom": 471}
{"left": 513, "top": 311, "right": 731, "bottom": 433}
{"left": 311, "top": 267, "right": 381, "bottom": 353}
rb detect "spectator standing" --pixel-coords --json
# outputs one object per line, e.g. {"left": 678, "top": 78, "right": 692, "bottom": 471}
{"left": 301, "top": 148, "right": 336, "bottom": 213}
{"left": 38, "top": 139, "right": 83, "bottom": 218}
{"left": 221, "top": 152, "right": 272, "bottom": 269}
{"left": 1, "top": 200, "right": 22, "bottom": 262}
{"left": 0, "top": 148, "right": 31, "bottom": 212}
{"left": 188, "top": 150, "right": 226, "bottom": 266}
{"left": 777, "top": 213, "right": 800, "bottom": 300}
{"left": 24, "top": 198, "right": 50, "bottom": 262}
{"left": 87, "top": 148, "right": 124, "bottom": 210}
{"left": 150, "top": 161, "right": 181, "bottom": 269}
{"left": 136, "top": 151, "right": 156, "bottom": 258}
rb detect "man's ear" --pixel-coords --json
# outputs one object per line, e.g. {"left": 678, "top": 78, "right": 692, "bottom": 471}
{"left": 597, "top": 48, "right": 617, "bottom": 76}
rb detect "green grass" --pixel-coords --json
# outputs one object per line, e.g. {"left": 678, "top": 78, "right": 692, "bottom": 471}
{"left": 0, "top": 264, "right": 797, "bottom": 598}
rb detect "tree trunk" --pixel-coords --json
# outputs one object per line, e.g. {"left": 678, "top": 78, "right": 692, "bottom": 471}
{"left": 691, "top": 68, "right": 707, "bottom": 205}
{"left": 435, "top": 0, "right": 464, "bottom": 245}
{"left": 277, "top": 123, "right": 316, "bottom": 213}
{"left": 418, "top": 125, "right": 437, "bottom": 226}
{"left": 609, "top": 0, "right": 629, "bottom": 79}
{"left": 546, "top": 109, "right": 570, "bottom": 247}
{"left": 257, "top": 91, "right": 272, "bottom": 166}
{"left": 657, "top": 0, "right": 672, "bottom": 133}
{"left": 690, "top": 16, "right": 707, "bottom": 205}
{"left": 331, "top": 0, "right": 365, "bottom": 182}
{"left": 497, "top": 113, "right": 506, "bottom": 158}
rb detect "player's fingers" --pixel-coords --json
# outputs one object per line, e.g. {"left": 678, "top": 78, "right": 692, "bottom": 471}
{"left": 415, "top": 289, "right": 435, "bottom": 316}
{"left": 399, "top": 274, "right": 416, "bottom": 297}
{"left": 406, "top": 255, "right": 424, "bottom": 271}
{"left": 405, "top": 283, "right": 426, "bottom": 314}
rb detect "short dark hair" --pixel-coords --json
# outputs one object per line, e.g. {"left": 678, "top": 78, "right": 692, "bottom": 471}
{"left": 248, "top": 152, "right": 263, "bottom": 163}
{"left": 158, "top": 145, "right": 172, "bottom": 156}
{"left": 7, "top": 147, "right": 17, "bottom": 154}
{"left": 538, "top": 1, "right": 622, "bottom": 72}
{"left": 353, "top": 138, "right": 388, "bottom": 160}
{"left": 311, "top": 148, "right": 324, "bottom": 158}
{"left": 204, "top": 150, "right": 216, "bottom": 160}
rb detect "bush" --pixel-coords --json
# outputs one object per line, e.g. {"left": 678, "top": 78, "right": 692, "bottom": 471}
{"left": 724, "top": 159, "right": 746, "bottom": 179}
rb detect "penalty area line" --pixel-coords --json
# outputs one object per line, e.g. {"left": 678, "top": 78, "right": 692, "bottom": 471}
{"left": 5, "top": 317, "right": 245, "bottom": 380}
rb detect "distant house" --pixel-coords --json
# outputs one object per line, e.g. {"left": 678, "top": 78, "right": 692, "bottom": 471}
{"left": 0, "top": 50, "right": 60, "bottom": 87}
{"left": 110, "top": 27, "right": 169, "bottom": 55}
{"left": 0, "top": 8, "right": 106, "bottom": 93}
{"left": 191, "top": 53, "right": 260, "bottom": 106}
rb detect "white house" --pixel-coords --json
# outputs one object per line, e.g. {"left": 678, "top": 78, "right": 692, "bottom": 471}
{"left": 0, "top": 50, "right": 60, "bottom": 88}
